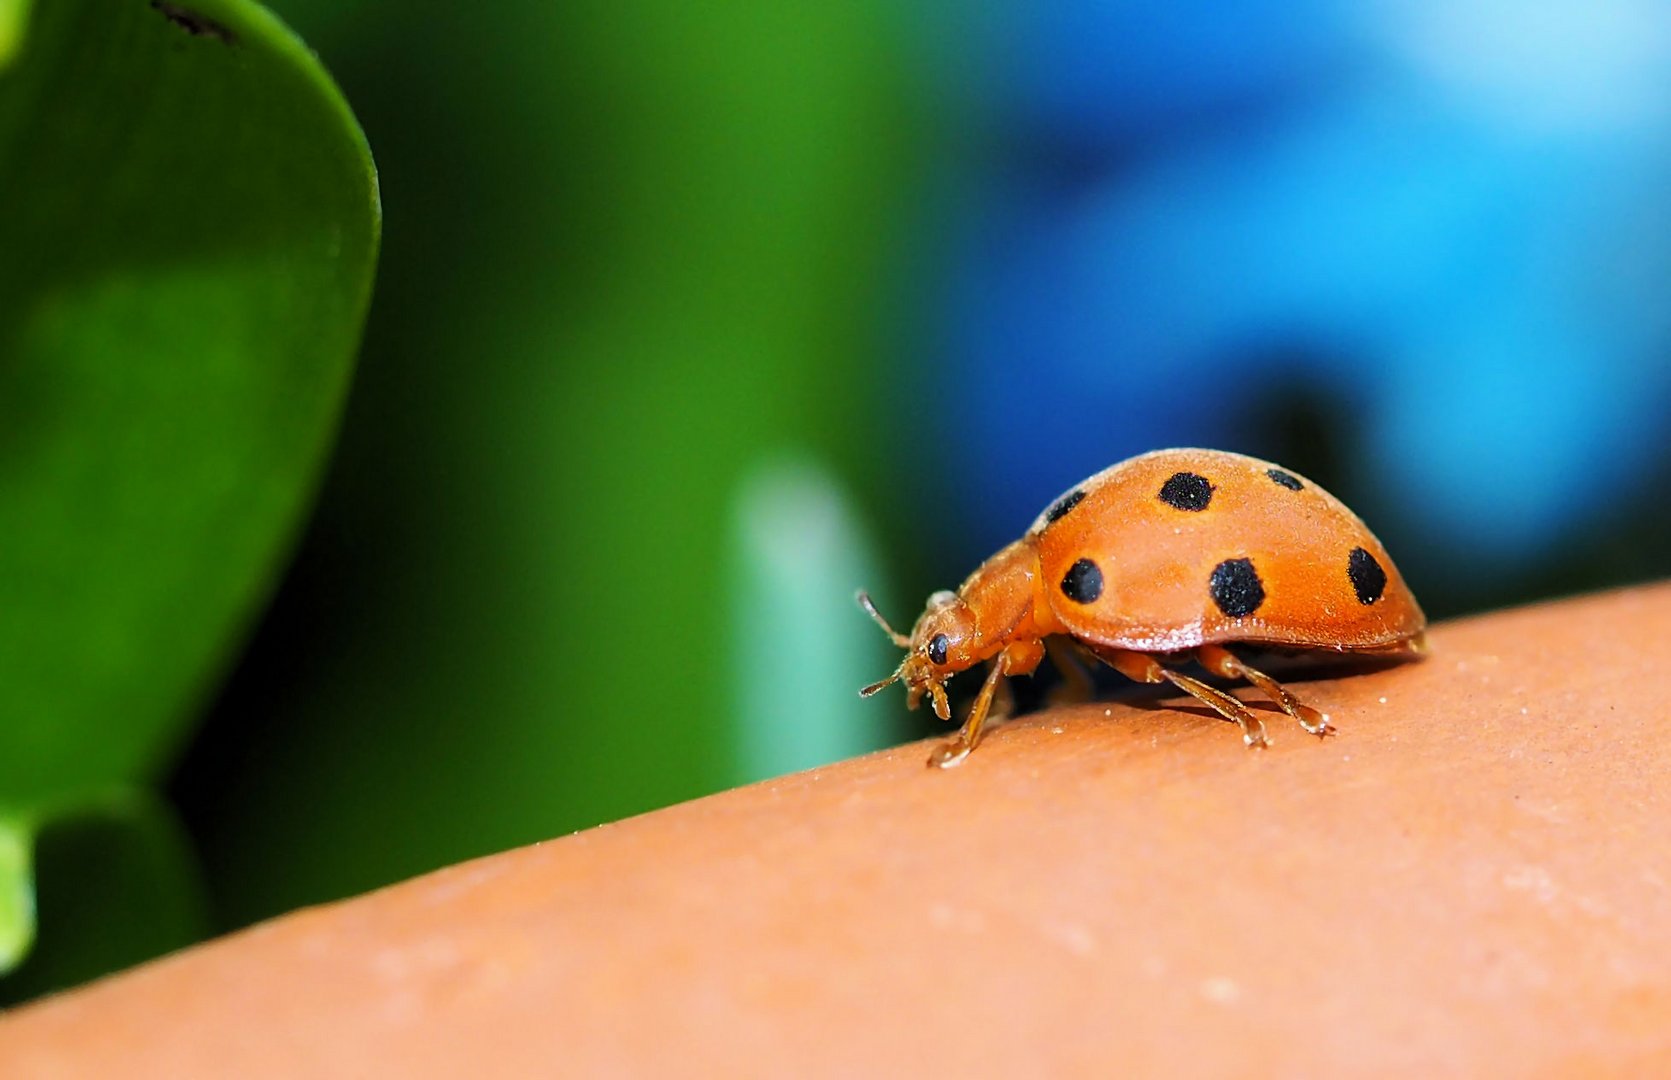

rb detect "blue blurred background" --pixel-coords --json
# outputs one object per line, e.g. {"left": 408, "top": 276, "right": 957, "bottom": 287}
{"left": 150, "top": 0, "right": 1670, "bottom": 937}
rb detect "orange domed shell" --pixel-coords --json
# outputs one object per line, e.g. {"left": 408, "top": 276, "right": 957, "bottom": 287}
{"left": 1029, "top": 448, "right": 1424, "bottom": 654}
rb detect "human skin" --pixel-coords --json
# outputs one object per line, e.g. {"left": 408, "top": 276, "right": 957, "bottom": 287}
{"left": 3, "top": 584, "right": 1670, "bottom": 1077}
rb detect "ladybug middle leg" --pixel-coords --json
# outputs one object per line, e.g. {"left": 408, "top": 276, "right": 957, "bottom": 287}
{"left": 1088, "top": 645, "right": 1270, "bottom": 748}
{"left": 1196, "top": 644, "right": 1333, "bottom": 738}
{"left": 1043, "top": 637, "right": 1095, "bottom": 705}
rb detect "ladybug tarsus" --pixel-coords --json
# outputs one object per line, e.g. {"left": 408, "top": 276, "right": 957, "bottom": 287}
{"left": 1197, "top": 644, "right": 1334, "bottom": 737}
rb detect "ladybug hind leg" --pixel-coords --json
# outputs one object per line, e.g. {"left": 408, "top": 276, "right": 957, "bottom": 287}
{"left": 1090, "top": 646, "right": 1269, "bottom": 748}
{"left": 1197, "top": 644, "right": 1333, "bottom": 738}
{"left": 1157, "top": 669, "right": 1271, "bottom": 748}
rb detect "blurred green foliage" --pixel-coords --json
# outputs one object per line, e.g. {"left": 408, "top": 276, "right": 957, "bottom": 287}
{"left": 730, "top": 460, "right": 898, "bottom": 780}
{"left": 0, "top": 0, "right": 377, "bottom": 991}
{"left": 0, "top": 0, "right": 913, "bottom": 1001}
{"left": 177, "top": 0, "right": 914, "bottom": 931}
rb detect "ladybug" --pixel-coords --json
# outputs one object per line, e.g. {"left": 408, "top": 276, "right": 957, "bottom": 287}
{"left": 859, "top": 448, "right": 1427, "bottom": 767}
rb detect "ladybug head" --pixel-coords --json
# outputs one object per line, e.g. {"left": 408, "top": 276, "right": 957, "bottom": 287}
{"left": 856, "top": 589, "right": 977, "bottom": 721}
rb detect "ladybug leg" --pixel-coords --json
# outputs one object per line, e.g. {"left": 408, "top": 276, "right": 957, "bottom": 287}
{"left": 1157, "top": 670, "right": 1270, "bottom": 748}
{"left": 1089, "top": 646, "right": 1270, "bottom": 748}
{"left": 1044, "top": 637, "right": 1094, "bottom": 705}
{"left": 1197, "top": 645, "right": 1332, "bottom": 738}
{"left": 991, "top": 668, "right": 1016, "bottom": 724}
{"left": 928, "top": 640, "right": 1045, "bottom": 769}
{"left": 928, "top": 661, "right": 1007, "bottom": 769}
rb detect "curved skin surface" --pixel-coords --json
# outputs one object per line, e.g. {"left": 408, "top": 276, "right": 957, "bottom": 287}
{"left": 1029, "top": 449, "right": 1425, "bottom": 652}
{"left": 3, "top": 585, "right": 1671, "bottom": 1077}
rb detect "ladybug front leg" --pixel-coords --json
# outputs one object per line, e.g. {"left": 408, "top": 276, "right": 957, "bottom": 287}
{"left": 1197, "top": 645, "right": 1332, "bottom": 738}
{"left": 1088, "top": 646, "right": 1270, "bottom": 748}
{"left": 928, "top": 639, "right": 1045, "bottom": 769}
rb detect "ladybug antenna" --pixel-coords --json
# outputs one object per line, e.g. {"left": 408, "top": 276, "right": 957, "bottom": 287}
{"left": 859, "top": 669, "right": 901, "bottom": 698}
{"left": 855, "top": 590, "right": 910, "bottom": 647}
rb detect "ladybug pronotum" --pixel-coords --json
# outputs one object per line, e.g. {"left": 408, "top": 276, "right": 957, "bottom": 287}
{"left": 859, "top": 449, "right": 1427, "bottom": 767}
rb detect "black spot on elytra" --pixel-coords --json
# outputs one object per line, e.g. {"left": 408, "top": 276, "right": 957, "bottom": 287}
{"left": 1043, "top": 489, "right": 1086, "bottom": 526}
{"left": 151, "top": 2, "right": 237, "bottom": 43}
{"left": 1209, "top": 558, "right": 1265, "bottom": 618}
{"left": 1348, "top": 547, "right": 1387, "bottom": 605}
{"left": 1060, "top": 558, "right": 1103, "bottom": 604}
{"left": 1158, "top": 471, "right": 1214, "bottom": 511}
{"left": 928, "top": 633, "right": 949, "bottom": 666}
{"left": 1266, "top": 468, "right": 1303, "bottom": 491}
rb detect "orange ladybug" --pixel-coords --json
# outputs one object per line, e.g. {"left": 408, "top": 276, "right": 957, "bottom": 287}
{"left": 859, "top": 448, "right": 1427, "bottom": 767}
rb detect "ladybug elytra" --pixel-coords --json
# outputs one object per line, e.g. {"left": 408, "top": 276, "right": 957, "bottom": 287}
{"left": 860, "top": 449, "right": 1427, "bottom": 767}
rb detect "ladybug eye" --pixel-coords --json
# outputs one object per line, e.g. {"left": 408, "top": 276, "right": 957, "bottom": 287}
{"left": 928, "top": 633, "right": 949, "bottom": 666}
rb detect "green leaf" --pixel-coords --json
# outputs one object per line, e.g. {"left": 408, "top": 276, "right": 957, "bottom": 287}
{"left": 0, "top": 0, "right": 378, "bottom": 970}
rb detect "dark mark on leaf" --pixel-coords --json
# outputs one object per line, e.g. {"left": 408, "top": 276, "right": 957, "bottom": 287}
{"left": 151, "top": 2, "right": 237, "bottom": 44}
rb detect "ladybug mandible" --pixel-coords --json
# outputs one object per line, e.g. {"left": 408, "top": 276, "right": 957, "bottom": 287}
{"left": 859, "top": 448, "right": 1427, "bottom": 767}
